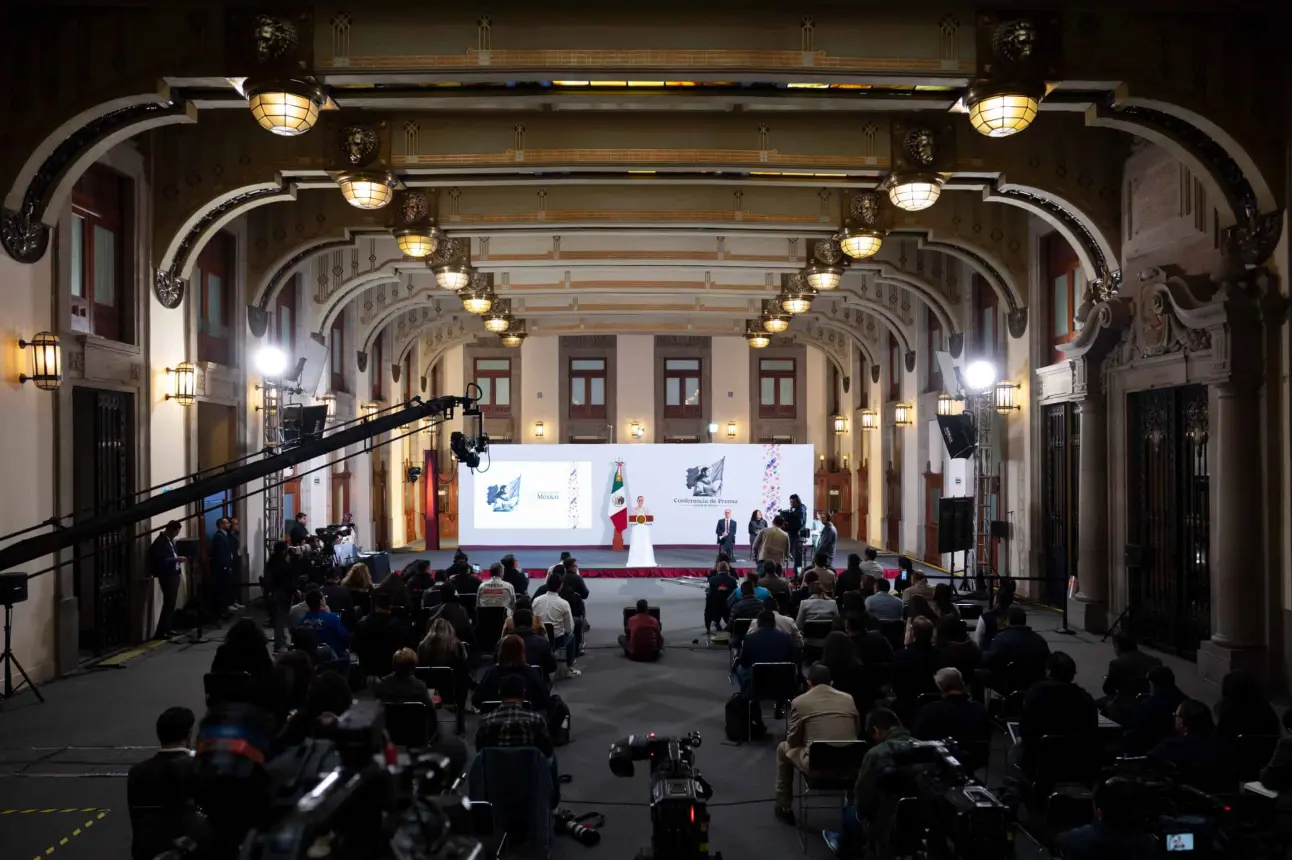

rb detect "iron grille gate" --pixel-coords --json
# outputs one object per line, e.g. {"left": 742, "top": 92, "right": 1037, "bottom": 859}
{"left": 72, "top": 388, "right": 135, "bottom": 654}
{"left": 1041, "top": 403, "right": 1078, "bottom": 608}
{"left": 1127, "top": 386, "right": 1211, "bottom": 658}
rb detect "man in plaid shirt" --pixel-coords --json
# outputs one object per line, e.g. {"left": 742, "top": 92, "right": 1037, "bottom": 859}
{"left": 475, "top": 674, "right": 560, "bottom": 805}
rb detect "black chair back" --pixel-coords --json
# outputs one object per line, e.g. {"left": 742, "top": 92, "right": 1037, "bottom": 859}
{"left": 1233, "top": 734, "right": 1282, "bottom": 782}
{"left": 383, "top": 701, "right": 429, "bottom": 747}
{"left": 877, "top": 620, "right": 905, "bottom": 651}
{"left": 803, "top": 619, "right": 835, "bottom": 641}
{"left": 622, "top": 605, "right": 662, "bottom": 632}
{"left": 915, "top": 692, "right": 941, "bottom": 710}
{"left": 204, "top": 671, "right": 252, "bottom": 705}
{"left": 475, "top": 606, "right": 508, "bottom": 654}
{"left": 475, "top": 699, "right": 532, "bottom": 714}
{"left": 730, "top": 617, "right": 753, "bottom": 642}
{"left": 1034, "top": 734, "right": 1105, "bottom": 788}
{"left": 954, "top": 603, "right": 983, "bottom": 621}
{"left": 459, "top": 592, "right": 477, "bottom": 614}
{"left": 804, "top": 740, "right": 869, "bottom": 788}
{"left": 751, "top": 662, "right": 799, "bottom": 704}
{"left": 543, "top": 621, "right": 556, "bottom": 646}
{"left": 414, "top": 666, "right": 458, "bottom": 706}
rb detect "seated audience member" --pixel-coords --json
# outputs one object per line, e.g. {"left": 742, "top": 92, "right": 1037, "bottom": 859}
{"left": 562, "top": 557, "right": 590, "bottom": 600}
{"left": 417, "top": 618, "right": 475, "bottom": 712}
{"left": 728, "top": 571, "right": 772, "bottom": 607}
{"left": 1053, "top": 776, "right": 1159, "bottom": 860}
{"left": 374, "top": 647, "right": 433, "bottom": 708}
{"left": 276, "top": 670, "right": 353, "bottom": 748}
{"left": 401, "top": 559, "right": 435, "bottom": 594}
{"left": 705, "top": 562, "right": 740, "bottom": 632}
{"left": 900, "top": 568, "right": 935, "bottom": 607}
{"left": 903, "top": 595, "right": 939, "bottom": 639}
{"left": 128, "top": 706, "right": 204, "bottom": 860}
{"left": 1214, "top": 670, "right": 1280, "bottom": 741}
{"left": 448, "top": 558, "right": 481, "bottom": 597}
{"left": 533, "top": 574, "right": 579, "bottom": 676}
{"left": 735, "top": 610, "right": 797, "bottom": 696}
{"left": 821, "top": 631, "right": 880, "bottom": 716}
{"left": 803, "top": 551, "right": 837, "bottom": 592}
{"left": 287, "top": 590, "right": 314, "bottom": 630}
{"left": 891, "top": 617, "right": 940, "bottom": 712}
{"left": 558, "top": 564, "right": 589, "bottom": 658}
{"left": 620, "top": 599, "right": 664, "bottom": 661}
{"left": 477, "top": 562, "right": 517, "bottom": 613}
{"left": 499, "top": 554, "right": 528, "bottom": 598}
{"left": 1099, "top": 634, "right": 1161, "bottom": 724}
{"left": 273, "top": 649, "right": 314, "bottom": 717}
{"left": 973, "top": 578, "right": 1016, "bottom": 649}
{"left": 844, "top": 612, "right": 895, "bottom": 666}
{"left": 773, "top": 663, "right": 861, "bottom": 825}
{"left": 340, "top": 563, "right": 374, "bottom": 616}
{"left": 1149, "top": 698, "right": 1234, "bottom": 790}
{"left": 982, "top": 605, "right": 1050, "bottom": 691}
{"left": 1258, "top": 708, "right": 1292, "bottom": 791}
{"left": 297, "top": 589, "right": 350, "bottom": 660}
{"left": 857, "top": 575, "right": 878, "bottom": 600}
{"left": 1123, "top": 665, "right": 1188, "bottom": 755}
{"left": 823, "top": 709, "right": 912, "bottom": 860}
{"left": 211, "top": 617, "right": 273, "bottom": 677}
{"left": 474, "top": 634, "right": 550, "bottom": 713}
{"left": 504, "top": 601, "right": 546, "bottom": 635}
{"left": 475, "top": 673, "right": 561, "bottom": 808}
{"left": 353, "top": 591, "right": 415, "bottom": 677}
{"left": 913, "top": 668, "right": 992, "bottom": 771}
{"left": 729, "top": 580, "right": 766, "bottom": 628}
{"left": 321, "top": 567, "right": 354, "bottom": 615}
{"left": 429, "top": 582, "right": 473, "bottom": 644}
{"left": 935, "top": 616, "right": 981, "bottom": 681}
{"left": 929, "top": 583, "right": 960, "bottom": 621}
{"left": 1017, "top": 652, "right": 1097, "bottom": 776}
{"left": 511, "top": 608, "right": 558, "bottom": 679}
{"left": 769, "top": 601, "right": 805, "bottom": 650}
{"left": 374, "top": 563, "right": 413, "bottom": 608}
{"left": 894, "top": 555, "right": 915, "bottom": 593}
{"left": 835, "top": 554, "right": 864, "bottom": 596}
{"left": 290, "top": 627, "right": 336, "bottom": 666}
{"left": 864, "top": 577, "right": 903, "bottom": 622}
{"left": 859, "top": 547, "right": 886, "bottom": 580}
{"left": 796, "top": 580, "right": 841, "bottom": 629}
{"left": 547, "top": 551, "right": 572, "bottom": 580}
{"left": 758, "top": 561, "right": 794, "bottom": 605}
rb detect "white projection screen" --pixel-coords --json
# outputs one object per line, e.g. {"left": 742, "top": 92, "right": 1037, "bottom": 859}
{"left": 458, "top": 443, "right": 814, "bottom": 548}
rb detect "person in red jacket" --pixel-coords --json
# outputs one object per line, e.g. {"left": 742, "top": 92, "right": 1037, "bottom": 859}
{"left": 619, "top": 599, "right": 663, "bottom": 661}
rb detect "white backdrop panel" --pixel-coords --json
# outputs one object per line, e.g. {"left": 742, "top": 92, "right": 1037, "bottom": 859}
{"left": 458, "top": 443, "right": 814, "bottom": 548}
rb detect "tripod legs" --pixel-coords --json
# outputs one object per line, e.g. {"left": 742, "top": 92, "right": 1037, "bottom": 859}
{"left": 1, "top": 604, "right": 45, "bottom": 704}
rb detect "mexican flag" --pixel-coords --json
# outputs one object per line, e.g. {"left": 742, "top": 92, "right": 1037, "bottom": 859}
{"left": 608, "top": 461, "right": 628, "bottom": 533}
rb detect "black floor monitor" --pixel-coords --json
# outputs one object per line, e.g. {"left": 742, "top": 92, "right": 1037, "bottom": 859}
{"left": 938, "top": 497, "right": 974, "bottom": 554}
{"left": 937, "top": 413, "right": 977, "bottom": 459}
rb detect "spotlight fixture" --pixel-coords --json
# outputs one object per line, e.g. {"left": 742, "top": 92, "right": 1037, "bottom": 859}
{"left": 18, "top": 332, "right": 62, "bottom": 391}
{"left": 431, "top": 262, "right": 471, "bottom": 291}
{"left": 963, "top": 360, "right": 998, "bottom": 393}
{"left": 859, "top": 409, "right": 878, "bottom": 430}
{"left": 893, "top": 402, "right": 914, "bottom": 427}
{"left": 394, "top": 225, "right": 442, "bottom": 259}
{"left": 885, "top": 173, "right": 944, "bottom": 212}
{"left": 726, "top": 420, "right": 737, "bottom": 438}
{"left": 246, "top": 79, "right": 325, "bottom": 137}
{"left": 165, "top": 361, "right": 197, "bottom": 406}
{"left": 836, "top": 225, "right": 885, "bottom": 260}
{"left": 482, "top": 308, "right": 512, "bottom": 333}
{"left": 461, "top": 286, "right": 495, "bottom": 315}
{"left": 744, "top": 321, "right": 771, "bottom": 348}
{"left": 993, "top": 381, "right": 1021, "bottom": 414}
{"left": 498, "top": 320, "right": 528, "bottom": 347}
{"left": 255, "top": 345, "right": 289, "bottom": 379}
{"left": 966, "top": 85, "right": 1042, "bottom": 138}
{"left": 832, "top": 414, "right": 848, "bottom": 434}
{"left": 936, "top": 392, "right": 954, "bottom": 416}
{"left": 336, "top": 172, "right": 397, "bottom": 210}
{"left": 803, "top": 261, "right": 844, "bottom": 291}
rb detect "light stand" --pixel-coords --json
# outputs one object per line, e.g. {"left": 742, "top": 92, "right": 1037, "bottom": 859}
{"left": 1, "top": 600, "right": 44, "bottom": 704}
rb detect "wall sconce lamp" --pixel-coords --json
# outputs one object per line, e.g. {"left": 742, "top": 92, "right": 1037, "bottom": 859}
{"left": 993, "top": 381, "right": 1021, "bottom": 415}
{"left": 859, "top": 409, "right": 878, "bottom": 431}
{"left": 362, "top": 401, "right": 380, "bottom": 421}
{"left": 534, "top": 421, "right": 545, "bottom": 439}
{"left": 831, "top": 414, "right": 848, "bottom": 435}
{"left": 318, "top": 394, "right": 336, "bottom": 421}
{"left": 842, "top": 454, "right": 850, "bottom": 471}
{"left": 165, "top": 361, "right": 197, "bottom": 406}
{"left": 18, "top": 332, "right": 62, "bottom": 391}
{"left": 726, "top": 420, "right": 737, "bottom": 438}
{"left": 630, "top": 421, "right": 645, "bottom": 439}
{"left": 893, "top": 402, "right": 914, "bottom": 427}
{"left": 936, "top": 392, "right": 954, "bottom": 416}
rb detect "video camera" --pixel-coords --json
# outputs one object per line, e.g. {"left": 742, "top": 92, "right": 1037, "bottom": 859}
{"left": 449, "top": 431, "right": 489, "bottom": 470}
{"left": 877, "top": 740, "right": 1009, "bottom": 860}
{"left": 608, "top": 732, "right": 717, "bottom": 860}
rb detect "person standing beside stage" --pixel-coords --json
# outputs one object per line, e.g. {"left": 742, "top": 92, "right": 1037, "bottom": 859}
{"left": 816, "top": 512, "right": 838, "bottom": 569}
{"left": 786, "top": 494, "right": 808, "bottom": 571}
{"left": 758, "top": 515, "right": 791, "bottom": 572}
{"left": 149, "top": 521, "right": 185, "bottom": 640}
{"left": 211, "top": 517, "right": 240, "bottom": 617}
{"left": 716, "top": 508, "right": 737, "bottom": 561}
{"left": 748, "top": 509, "right": 767, "bottom": 561}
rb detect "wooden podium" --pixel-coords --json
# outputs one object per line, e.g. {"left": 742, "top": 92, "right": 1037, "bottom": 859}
{"left": 613, "top": 514, "right": 652, "bottom": 551}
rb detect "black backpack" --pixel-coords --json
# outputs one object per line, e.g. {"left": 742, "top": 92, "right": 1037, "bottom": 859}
{"left": 549, "top": 695, "right": 572, "bottom": 746}
{"left": 724, "top": 694, "right": 767, "bottom": 744}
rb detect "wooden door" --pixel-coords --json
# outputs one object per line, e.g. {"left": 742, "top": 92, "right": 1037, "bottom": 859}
{"left": 423, "top": 450, "right": 440, "bottom": 551}
{"left": 855, "top": 463, "right": 868, "bottom": 543}
{"left": 438, "top": 475, "right": 459, "bottom": 543}
{"left": 923, "top": 466, "right": 943, "bottom": 564}
{"left": 371, "top": 463, "right": 389, "bottom": 550}
{"left": 1042, "top": 403, "right": 1078, "bottom": 607}
{"left": 884, "top": 460, "right": 902, "bottom": 552}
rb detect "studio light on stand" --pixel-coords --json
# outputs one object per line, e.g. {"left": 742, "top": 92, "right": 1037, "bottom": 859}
{"left": 255, "top": 345, "right": 290, "bottom": 382}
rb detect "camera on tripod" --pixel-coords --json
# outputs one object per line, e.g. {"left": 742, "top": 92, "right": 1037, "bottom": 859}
{"left": 608, "top": 732, "right": 717, "bottom": 860}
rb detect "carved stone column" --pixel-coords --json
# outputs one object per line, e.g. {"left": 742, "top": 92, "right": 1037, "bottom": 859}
{"left": 1198, "top": 379, "right": 1265, "bottom": 681}
{"left": 1073, "top": 397, "right": 1109, "bottom": 632}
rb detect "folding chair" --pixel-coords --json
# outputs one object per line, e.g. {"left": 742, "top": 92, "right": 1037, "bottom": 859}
{"left": 1032, "top": 733, "right": 1106, "bottom": 823}
{"left": 467, "top": 746, "right": 554, "bottom": 857}
{"left": 800, "top": 620, "right": 835, "bottom": 664}
{"left": 795, "top": 739, "right": 869, "bottom": 851}
{"left": 383, "top": 701, "right": 430, "bottom": 748}
{"left": 475, "top": 700, "right": 532, "bottom": 714}
{"left": 750, "top": 662, "right": 799, "bottom": 737}
{"left": 954, "top": 603, "right": 983, "bottom": 621}
{"left": 543, "top": 622, "right": 556, "bottom": 647}
{"left": 728, "top": 617, "right": 753, "bottom": 671}
{"left": 415, "top": 665, "right": 465, "bottom": 735}
{"left": 203, "top": 671, "right": 252, "bottom": 706}
{"left": 877, "top": 620, "right": 905, "bottom": 652}
{"left": 474, "top": 606, "right": 508, "bottom": 656}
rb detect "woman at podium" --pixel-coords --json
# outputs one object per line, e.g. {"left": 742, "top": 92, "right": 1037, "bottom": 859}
{"left": 632, "top": 495, "right": 649, "bottom": 518}
{"left": 627, "top": 496, "right": 657, "bottom": 568}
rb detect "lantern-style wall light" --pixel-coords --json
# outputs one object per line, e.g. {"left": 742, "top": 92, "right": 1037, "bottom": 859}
{"left": 18, "top": 332, "right": 62, "bottom": 391}
{"left": 936, "top": 392, "right": 954, "bottom": 416}
{"left": 318, "top": 394, "right": 337, "bottom": 421}
{"left": 534, "top": 421, "right": 545, "bottom": 439}
{"left": 630, "top": 421, "right": 645, "bottom": 439}
{"left": 893, "top": 402, "right": 914, "bottom": 427}
{"left": 165, "top": 361, "right": 197, "bottom": 406}
{"left": 994, "top": 381, "right": 1021, "bottom": 415}
{"left": 832, "top": 414, "right": 848, "bottom": 435}
{"left": 362, "top": 401, "right": 380, "bottom": 421}
{"left": 859, "top": 409, "right": 878, "bottom": 431}
{"left": 707, "top": 420, "right": 718, "bottom": 435}
{"left": 726, "top": 420, "right": 737, "bottom": 438}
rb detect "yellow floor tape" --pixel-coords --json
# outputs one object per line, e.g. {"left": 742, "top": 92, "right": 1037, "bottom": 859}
{"left": 11, "top": 810, "right": 111, "bottom": 860}
{"left": 94, "top": 639, "right": 166, "bottom": 668}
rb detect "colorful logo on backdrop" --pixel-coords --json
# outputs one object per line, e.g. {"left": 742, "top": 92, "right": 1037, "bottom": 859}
{"left": 677, "top": 457, "right": 730, "bottom": 504}
{"left": 487, "top": 476, "right": 521, "bottom": 512}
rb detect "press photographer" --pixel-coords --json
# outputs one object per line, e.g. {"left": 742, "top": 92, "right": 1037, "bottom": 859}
{"left": 609, "top": 731, "right": 715, "bottom": 860}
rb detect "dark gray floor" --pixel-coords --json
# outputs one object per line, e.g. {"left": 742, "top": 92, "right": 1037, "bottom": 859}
{"left": 0, "top": 576, "right": 1219, "bottom": 860}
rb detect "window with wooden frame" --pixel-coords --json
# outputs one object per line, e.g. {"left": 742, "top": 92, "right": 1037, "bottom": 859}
{"left": 194, "top": 231, "right": 234, "bottom": 365}
{"left": 69, "top": 164, "right": 131, "bottom": 342}
{"left": 331, "top": 471, "right": 351, "bottom": 525}
{"left": 663, "top": 358, "right": 702, "bottom": 418}
{"left": 474, "top": 358, "right": 512, "bottom": 416}
{"left": 330, "top": 316, "right": 347, "bottom": 393}
{"left": 887, "top": 333, "right": 901, "bottom": 402}
{"left": 569, "top": 358, "right": 608, "bottom": 419}
{"left": 925, "top": 308, "right": 943, "bottom": 394}
{"left": 758, "top": 358, "right": 796, "bottom": 418}
{"left": 973, "top": 273, "right": 1000, "bottom": 360}
{"left": 1046, "top": 233, "right": 1082, "bottom": 364}
{"left": 372, "top": 335, "right": 385, "bottom": 401}
{"left": 275, "top": 273, "right": 298, "bottom": 356}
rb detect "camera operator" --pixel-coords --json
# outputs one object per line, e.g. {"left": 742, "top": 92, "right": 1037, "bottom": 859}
{"left": 1053, "top": 776, "right": 1157, "bottom": 860}
{"left": 288, "top": 512, "right": 309, "bottom": 547}
{"left": 785, "top": 494, "right": 807, "bottom": 571}
{"left": 823, "top": 708, "right": 912, "bottom": 859}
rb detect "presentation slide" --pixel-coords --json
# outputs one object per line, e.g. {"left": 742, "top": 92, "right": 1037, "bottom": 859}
{"left": 471, "top": 460, "right": 594, "bottom": 530}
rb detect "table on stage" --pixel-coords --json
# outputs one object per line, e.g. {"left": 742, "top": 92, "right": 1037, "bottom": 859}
{"left": 626, "top": 514, "right": 657, "bottom": 567}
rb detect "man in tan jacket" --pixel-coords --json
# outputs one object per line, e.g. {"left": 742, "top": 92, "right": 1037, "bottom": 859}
{"left": 756, "top": 515, "right": 791, "bottom": 571}
{"left": 774, "top": 663, "right": 861, "bottom": 825}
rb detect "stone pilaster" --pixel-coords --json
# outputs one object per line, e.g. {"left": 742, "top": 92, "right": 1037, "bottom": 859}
{"left": 1073, "top": 397, "right": 1109, "bottom": 633}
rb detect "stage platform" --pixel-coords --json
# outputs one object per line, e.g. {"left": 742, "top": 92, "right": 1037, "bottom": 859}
{"left": 387, "top": 539, "right": 946, "bottom": 580}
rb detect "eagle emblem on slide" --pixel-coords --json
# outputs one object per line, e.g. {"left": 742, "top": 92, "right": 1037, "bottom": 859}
{"left": 487, "top": 476, "right": 521, "bottom": 512}
{"left": 685, "top": 458, "right": 725, "bottom": 497}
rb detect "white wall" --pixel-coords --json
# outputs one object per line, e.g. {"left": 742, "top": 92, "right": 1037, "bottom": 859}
{"left": 616, "top": 334, "right": 655, "bottom": 443}
{"left": 520, "top": 335, "right": 559, "bottom": 442}
{"left": 710, "top": 336, "right": 750, "bottom": 443}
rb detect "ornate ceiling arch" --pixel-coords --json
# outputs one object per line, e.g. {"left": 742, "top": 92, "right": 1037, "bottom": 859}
{"left": 794, "top": 314, "right": 880, "bottom": 374}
